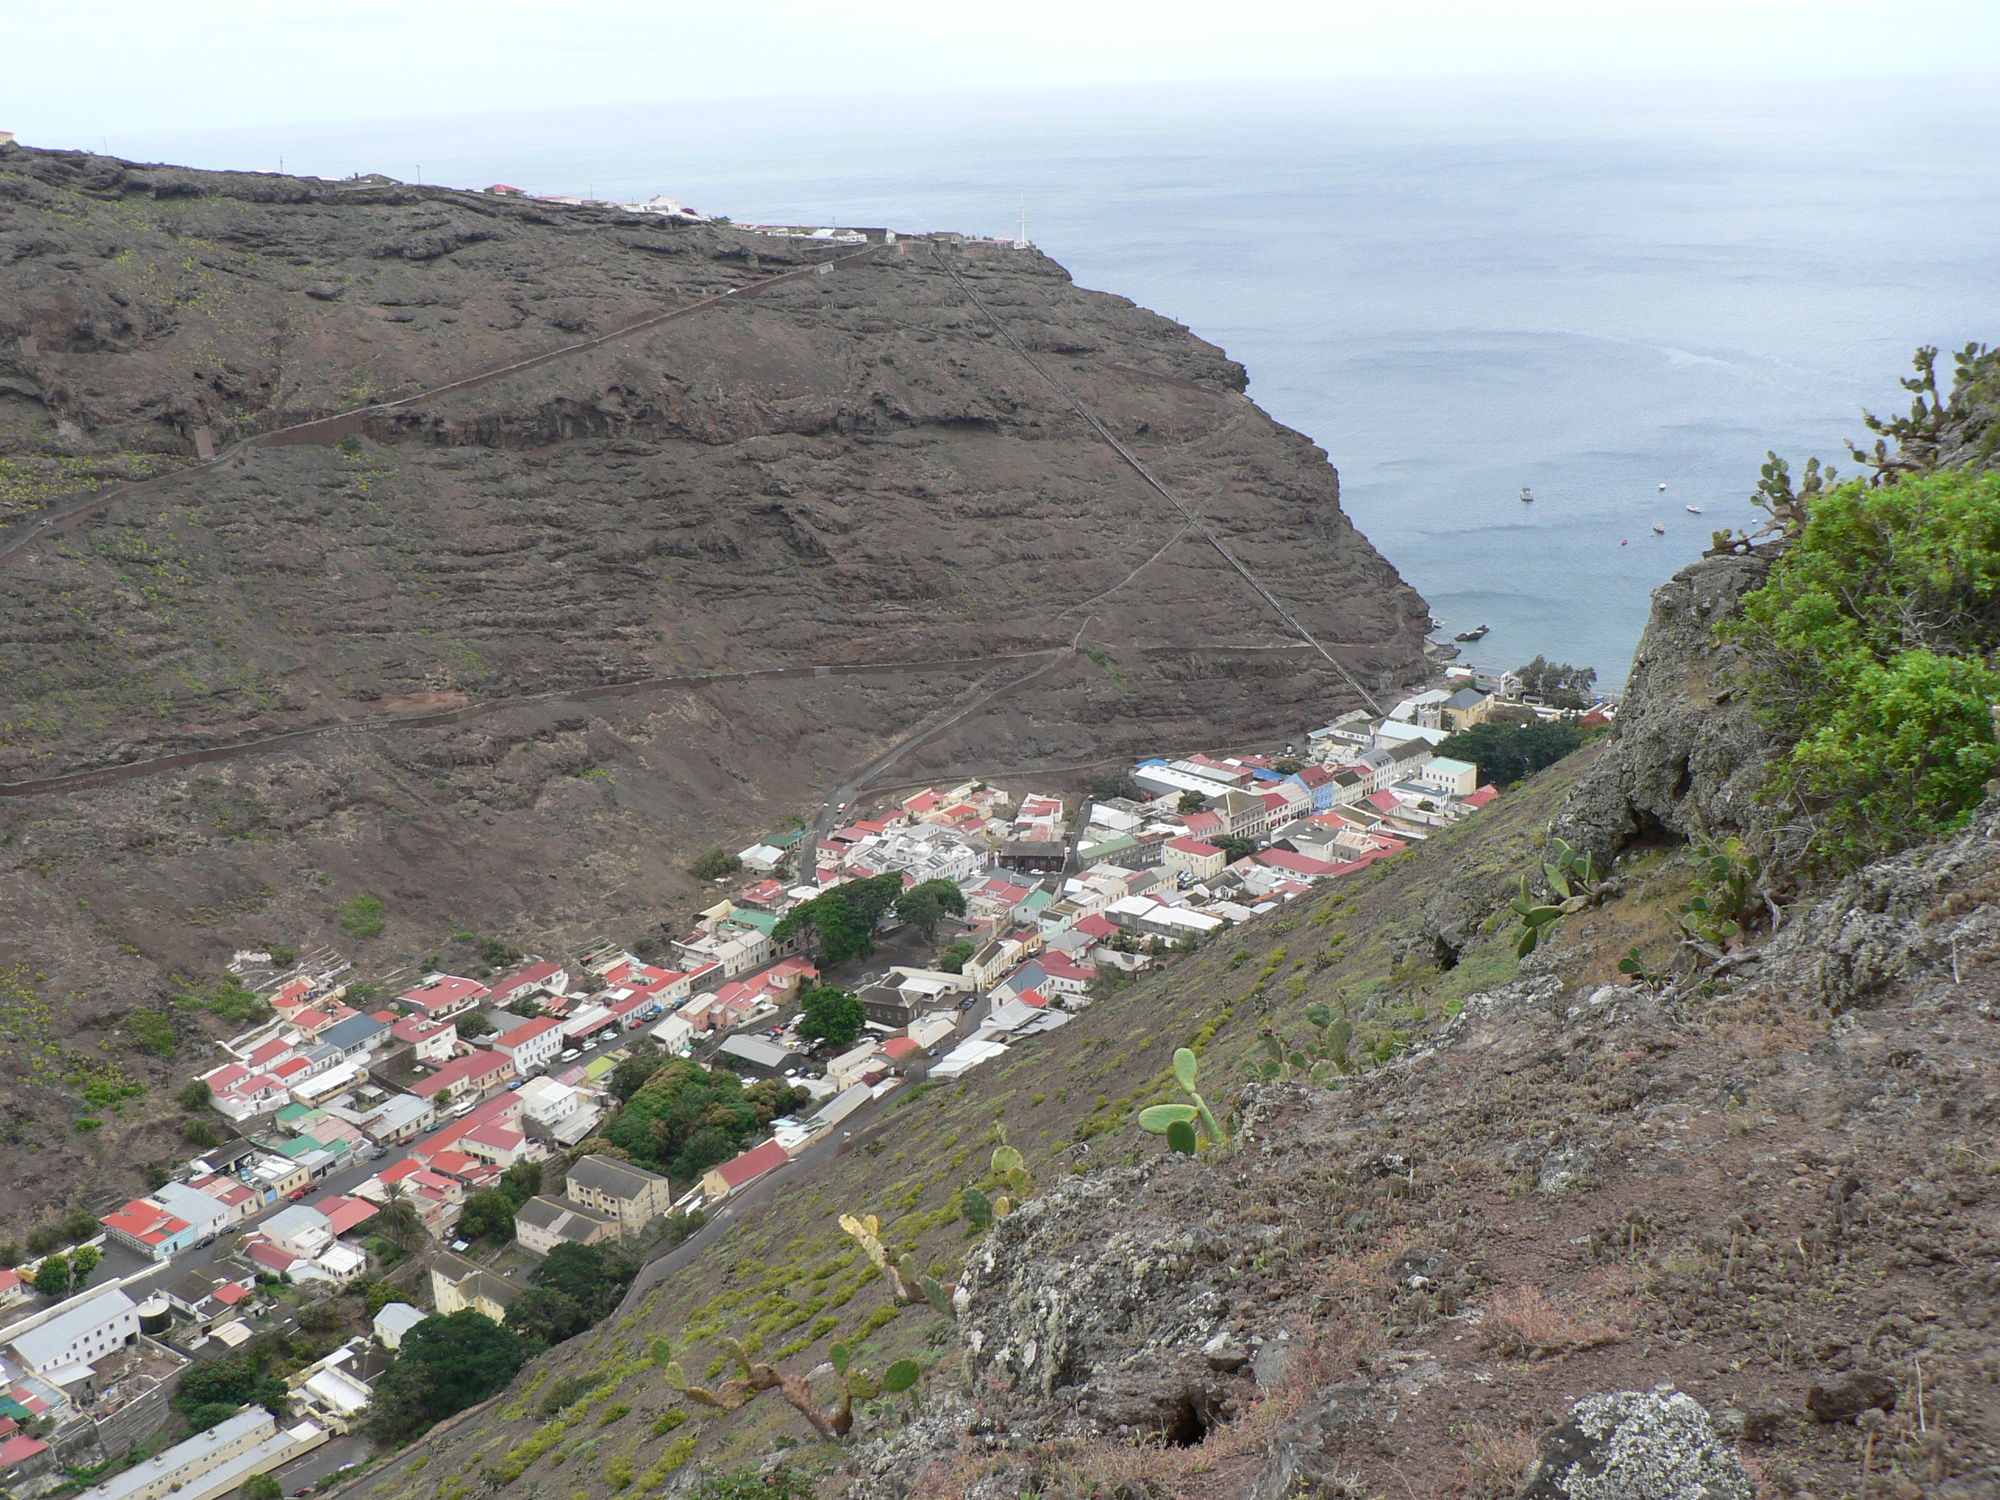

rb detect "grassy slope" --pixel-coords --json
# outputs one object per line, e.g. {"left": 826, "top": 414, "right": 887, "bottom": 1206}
{"left": 356, "top": 743, "right": 1603, "bottom": 1500}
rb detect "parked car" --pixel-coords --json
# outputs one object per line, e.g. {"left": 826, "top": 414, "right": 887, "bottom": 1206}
{"left": 558, "top": 1047, "right": 582, "bottom": 1062}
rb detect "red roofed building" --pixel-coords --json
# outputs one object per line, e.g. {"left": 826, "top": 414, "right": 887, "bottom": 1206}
{"left": 1254, "top": 849, "right": 1343, "bottom": 879}
{"left": 243, "top": 1238, "right": 297, "bottom": 1274}
{"left": 880, "top": 1036, "right": 921, "bottom": 1065}
{"left": 460, "top": 1119, "right": 536, "bottom": 1167}
{"left": 1162, "top": 835, "right": 1228, "bottom": 881}
{"left": 491, "top": 960, "right": 566, "bottom": 1005}
{"left": 99, "top": 1199, "right": 198, "bottom": 1258}
{"left": 392, "top": 1013, "right": 458, "bottom": 1064}
{"left": 0, "top": 1434, "right": 50, "bottom": 1476}
{"left": 701, "top": 1139, "right": 788, "bottom": 1201}
{"left": 492, "top": 1015, "right": 564, "bottom": 1074}
{"left": 410, "top": 1048, "right": 513, "bottom": 1102}
{"left": 1180, "top": 809, "right": 1225, "bottom": 839}
{"left": 398, "top": 975, "right": 490, "bottom": 1019}
{"left": 245, "top": 1037, "right": 293, "bottom": 1069}
{"left": 1034, "top": 955, "right": 1098, "bottom": 994}
{"left": 270, "top": 977, "right": 315, "bottom": 1011}
{"left": 311, "top": 1196, "right": 379, "bottom": 1235}
{"left": 212, "top": 1280, "right": 253, "bottom": 1307}
{"left": 289, "top": 1008, "right": 332, "bottom": 1035}
{"left": 1463, "top": 784, "right": 1500, "bottom": 809}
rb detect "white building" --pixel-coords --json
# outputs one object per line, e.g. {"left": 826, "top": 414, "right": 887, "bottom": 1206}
{"left": 7, "top": 1288, "right": 138, "bottom": 1376}
{"left": 373, "top": 1303, "right": 427, "bottom": 1350}
{"left": 260, "top": 1204, "right": 333, "bottom": 1260}
{"left": 492, "top": 1015, "right": 565, "bottom": 1074}
{"left": 1419, "top": 755, "right": 1478, "bottom": 798}
{"left": 72, "top": 1406, "right": 326, "bottom": 1500}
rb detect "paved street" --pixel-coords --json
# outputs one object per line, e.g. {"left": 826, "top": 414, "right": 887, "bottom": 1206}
{"left": 272, "top": 1430, "right": 373, "bottom": 1496}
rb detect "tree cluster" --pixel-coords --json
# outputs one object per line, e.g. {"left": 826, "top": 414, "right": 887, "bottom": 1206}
{"left": 503, "top": 1241, "right": 639, "bottom": 1347}
{"left": 1436, "top": 718, "right": 1590, "bottom": 787}
{"left": 772, "top": 872, "right": 905, "bottom": 966}
{"left": 603, "top": 1059, "right": 806, "bottom": 1183}
{"left": 896, "top": 877, "right": 967, "bottom": 943}
{"left": 688, "top": 848, "right": 743, "bottom": 882}
{"left": 455, "top": 1158, "right": 546, "bottom": 1246}
{"left": 1511, "top": 655, "right": 1599, "bottom": 710}
{"left": 366, "top": 1311, "right": 533, "bottom": 1442}
{"left": 795, "top": 984, "right": 864, "bottom": 1049}
{"left": 172, "top": 1345, "right": 289, "bottom": 1433}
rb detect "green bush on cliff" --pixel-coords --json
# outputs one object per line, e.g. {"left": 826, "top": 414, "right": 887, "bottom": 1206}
{"left": 1728, "top": 465, "right": 2000, "bottom": 868}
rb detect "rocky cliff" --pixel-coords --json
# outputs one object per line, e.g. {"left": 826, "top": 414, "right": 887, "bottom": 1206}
{"left": 0, "top": 144, "right": 1432, "bottom": 1228}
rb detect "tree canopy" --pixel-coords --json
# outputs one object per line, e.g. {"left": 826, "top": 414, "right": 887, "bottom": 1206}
{"left": 1436, "top": 718, "right": 1589, "bottom": 787}
{"left": 1087, "top": 771, "right": 1144, "bottom": 803}
{"left": 772, "top": 871, "right": 905, "bottom": 966}
{"left": 455, "top": 1190, "right": 517, "bottom": 1246}
{"left": 527, "top": 1241, "right": 638, "bottom": 1323}
{"left": 795, "top": 984, "right": 865, "bottom": 1049}
{"left": 367, "top": 1311, "right": 533, "bottom": 1441}
{"left": 1512, "top": 655, "right": 1599, "bottom": 710}
{"left": 608, "top": 1042, "right": 666, "bottom": 1102}
{"left": 603, "top": 1059, "right": 805, "bottom": 1182}
{"left": 895, "top": 877, "right": 966, "bottom": 943}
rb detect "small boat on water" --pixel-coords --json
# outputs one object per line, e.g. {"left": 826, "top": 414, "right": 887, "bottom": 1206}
{"left": 1453, "top": 623, "right": 1491, "bottom": 642}
{"left": 1685, "top": 504, "right": 1703, "bottom": 514}
{"left": 1620, "top": 538, "right": 1631, "bottom": 546}
{"left": 1651, "top": 523, "right": 1667, "bottom": 535}
{"left": 1519, "top": 486, "right": 1534, "bottom": 503}
{"left": 1658, "top": 482, "right": 1668, "bottom": 491}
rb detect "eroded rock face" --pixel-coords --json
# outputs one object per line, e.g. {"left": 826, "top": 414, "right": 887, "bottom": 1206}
{"left": 1519, "top": 1391, "right": 1751, "bottom": 1500}
{"left": 1550, "top": 551, "right": 1775, "bottom": 861}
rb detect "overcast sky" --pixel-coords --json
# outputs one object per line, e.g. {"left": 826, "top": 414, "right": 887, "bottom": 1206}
{"left": 10, "top": 0, "right": 1996, "bottom": 144}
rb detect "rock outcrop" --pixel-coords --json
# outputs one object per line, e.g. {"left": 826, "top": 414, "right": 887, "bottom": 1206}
{"left": 1518, "top": 1391, "right": 1752, "bottom": 1500}
{"left": 1550, "top": 549, "right": 1775, "bottom": 860}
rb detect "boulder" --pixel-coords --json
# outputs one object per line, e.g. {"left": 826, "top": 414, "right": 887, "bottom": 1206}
{"left": 1518, "top": 1390, "right": 1751, "bottom": 1500}
{"left": 1806, "top": 1370, "right": 1899, "bottom": 1423}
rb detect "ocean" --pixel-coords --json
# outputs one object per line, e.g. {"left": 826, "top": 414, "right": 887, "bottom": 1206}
{"left": 108, "top": 76, "right": 2000, "bottom": 685}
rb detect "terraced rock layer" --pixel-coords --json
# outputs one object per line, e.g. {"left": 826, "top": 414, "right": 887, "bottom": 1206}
{"left": 0, "top": 144, "right": 1429, "bottom": 1223}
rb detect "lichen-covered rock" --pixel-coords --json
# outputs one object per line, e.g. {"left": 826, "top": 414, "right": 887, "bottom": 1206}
{"left": 1746, "top": 794, "right": 2000, "bottom": 1011}
{"left": 1551, "top": 550, "right": 1775, "bottom": 861}
{"left": 1518, "top": 1390, "right": 1751, "bottom": 1500}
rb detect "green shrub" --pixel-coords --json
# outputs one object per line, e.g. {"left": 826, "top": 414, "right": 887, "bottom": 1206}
{"left": 1727, "top": 464, "right": 2000, "bottom": 867}
{"left": 647, "top": 1408, "right": 686, "bottom": 1437}
{"left": 688, "top": 848, "right": 743, "bottom": 882}
{"left": 338, "top": 893, "right": 386, "bottom": 939}
{"left": 125, "top": 1010, "right": 177, "bottom": 1058}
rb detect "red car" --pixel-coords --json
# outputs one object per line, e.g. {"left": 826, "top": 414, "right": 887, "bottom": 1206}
{"left": 285, "top": 1187, "right": 310, "bottom": 1202}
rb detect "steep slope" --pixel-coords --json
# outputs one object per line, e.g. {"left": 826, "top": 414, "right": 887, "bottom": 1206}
{"left": 340, "top": 380, "right": 2000, "bottom": 1499}
{"left": 0, "top": 144, "right": 1430, "bottom": 1226}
